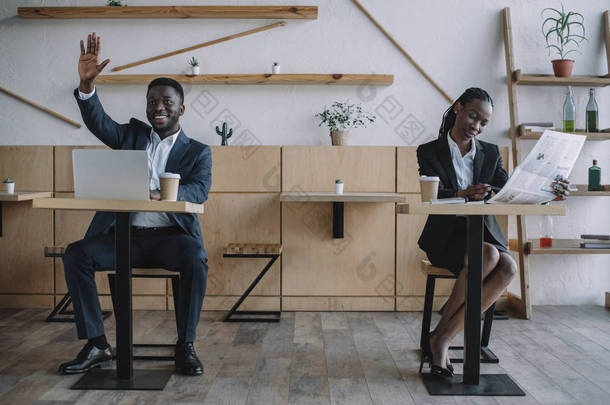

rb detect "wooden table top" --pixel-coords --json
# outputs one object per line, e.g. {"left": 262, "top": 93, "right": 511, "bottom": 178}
{"left": 396, "top": 202, "right": 566, "bottom": 216}
{"left": 280, "top": 192, "right": 407, "bottom": 203}
{"left": 0, "top": 191, "right": 53, "bottom": 202}
{"left": 32, "top": 197, "right": 204, "bottom": 214}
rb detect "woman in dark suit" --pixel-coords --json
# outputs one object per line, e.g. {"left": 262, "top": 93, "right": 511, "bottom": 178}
{"left": 417, "top": 88, "right": 567, "bottom": 377}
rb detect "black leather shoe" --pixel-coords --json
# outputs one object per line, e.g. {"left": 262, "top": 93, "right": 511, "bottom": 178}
{"left": 175, "top": 342, "right": 203, "bottom": 376}
{"left": 59, "top": 342, "right": 112, "bottom": 374}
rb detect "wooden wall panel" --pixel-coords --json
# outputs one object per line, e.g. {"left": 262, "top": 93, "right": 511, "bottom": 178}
{"left": 282, "top": 202, "right": 395, "bottom": 296}
{"left": 397, "top": 147, "right": 420, "bottom": 193}
{"left": 0, "top": 202, "right": 53, "bottom": 294}
{"left": 282, "top": 146, "right": 395, "bottom": 192}
{"left": 210, "top": 146, "right": 281, "bottom": 192}
{"left": 396, "top": 194, "right": 456, "bottom": 298}
{"left": 0, "top": 146, "right": 53, "bottom": 191}
{"left": 0, "top": 295, "right": 54, "bottom": 308}
{"left": 200, "top": 193, "right": 280, "bottom": 296}
{"left": 54, "top": 145, "right": 108, "bottom": 192}
{"left": 282, "top": 297, "right": 394, "bottom": 311}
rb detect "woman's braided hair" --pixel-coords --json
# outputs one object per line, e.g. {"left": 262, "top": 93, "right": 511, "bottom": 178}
{"left": 438, "top": 88, "right": 493, "bottom": 139}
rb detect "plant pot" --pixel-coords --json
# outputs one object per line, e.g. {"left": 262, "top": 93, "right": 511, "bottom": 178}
{"left": 330, "top": 130, "right": 349, "bottom": 146}
{"left": 334, "top": 183, "right": 344, "bottom": 194}
{"left": 551, "top": 59, "right": 574, "bottom": 78}
{"left": 272, "top": 64, "right": 280, "bottom": 74}
{"left": 5, "top": 182, "right": 14, "bottom": 194}
{"left": 190, "top": 66, "right": 200, "bottom": 76}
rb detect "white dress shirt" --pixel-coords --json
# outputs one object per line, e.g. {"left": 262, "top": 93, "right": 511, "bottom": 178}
{"left": 78, "top": 87, "right": 179, "bottom": 228}
{"left": 447, "top": 131, "right": 476, "bottom": 191}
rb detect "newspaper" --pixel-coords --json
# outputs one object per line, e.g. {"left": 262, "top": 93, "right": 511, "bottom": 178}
{"left": 488, "top": 130, "right": 586, "bottom": 204}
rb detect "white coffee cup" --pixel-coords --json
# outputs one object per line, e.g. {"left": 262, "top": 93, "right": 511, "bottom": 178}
{"left": 159, "top": 173, "right": 181, "bottom": 201}
{"left": 419, "top": 176, "right": 440, "bottom": 202}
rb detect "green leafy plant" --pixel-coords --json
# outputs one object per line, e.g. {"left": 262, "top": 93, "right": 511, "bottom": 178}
{"left": 215, "top": 122, "right": 233, "bottom": 145}
{"left": 188, "top": 57, "right": 199, "bottom": 67}
{"left": 315, "top": 101, "right": 376, "bottom": 131}
{"left": 106, "top": 0, "right": 126, "bottom": 6}
{"left": 3, "top": 177, "right": 14, "bottom": 183}
{"left": 335, "top": 179, "right": 343, "bottom": 184}
{"left": 541, "top": 5, "right": 586, "bottom": 60}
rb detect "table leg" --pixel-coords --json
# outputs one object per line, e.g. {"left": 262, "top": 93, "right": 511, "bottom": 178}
{"left": 332, "top": 202, "right": 344, "bottom": 238}
{"left": 0, "top": 201, "right": 3, "bottom": 237}
{"left": 464, "top": 215, "right": 483, "bottom": 384}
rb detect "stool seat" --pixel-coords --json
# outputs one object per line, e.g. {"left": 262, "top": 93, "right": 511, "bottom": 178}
{"left": 421, "top": 260, "right": 456, "bottom": 277}
{"left": 223, "top": 243, "right": 282, "bottom": 256}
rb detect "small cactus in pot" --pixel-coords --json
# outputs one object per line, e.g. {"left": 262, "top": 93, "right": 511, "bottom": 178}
{"left": 216, "top": 122, "right": 233, "bottom": 145}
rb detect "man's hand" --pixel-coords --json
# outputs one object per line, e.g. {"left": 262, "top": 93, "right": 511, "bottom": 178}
{"left": 457, "top": 184, "right": 491, "bottom": 201}
{"left": 551, "top": 177, "right": 570, "bottom": 201}
{"left": 79, "top": 32, "right": 110, "bottom": 93}
{"left": 150, "top": 189, "right": 161, "bottom": 201}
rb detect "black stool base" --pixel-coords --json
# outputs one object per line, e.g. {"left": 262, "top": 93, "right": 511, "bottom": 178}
{"left": 71, "top": 369, "right": 173, "bottom": 391}
{"left": 448, "top": 346, "right": 499, "bottom": 364}
{"left": 423, "top": 373, "right": 525, "bottom": 396}
{"left": 224, "top": 310, "right": 281, "bottom": 323}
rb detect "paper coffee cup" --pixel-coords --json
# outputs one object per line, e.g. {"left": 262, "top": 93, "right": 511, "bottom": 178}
{"left": 159, "top": 173, "right": 181, "bottom": 201}
{"left": 419, "top": 176, "right": 440, "bottom": 202}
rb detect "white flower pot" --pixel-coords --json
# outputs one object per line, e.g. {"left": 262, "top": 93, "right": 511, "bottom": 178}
{"left": 190, "top": 66, "right": 200, "bottom": 75}
{"left": 334, "top": 183, "right": 344, "bottom": 194}
{"left": 330, "top": 130, "right": 349, "bottom": 146}
{"left": 272, "top": 64, "right": 280, "bottom": 74}
{"left": 5, "top": 183, "right": 15, "bottom": 194}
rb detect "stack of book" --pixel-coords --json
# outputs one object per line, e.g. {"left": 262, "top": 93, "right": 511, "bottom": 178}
{"left": 580, "top": 234, "right": 610, "bottom": 249}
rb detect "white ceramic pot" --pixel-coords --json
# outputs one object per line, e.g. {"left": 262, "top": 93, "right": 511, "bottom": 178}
{"left": 334, "top": 183, "right": 344, "bottom": 194}
{"left": 330, "top": 130, "right": 349, "bottom": 146}
{"left": 190, "top": 66, "right": 200, "bottom": 75}
{"left": 5, "top": 182, "right": 15, "bottom": 194}
{"left": 272, "top": 64, "right": 280, "bottom": 74}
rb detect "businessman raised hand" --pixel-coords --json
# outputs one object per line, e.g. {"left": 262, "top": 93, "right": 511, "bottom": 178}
{"left": 78, "top": 32, "right": 110, "bottom": 93}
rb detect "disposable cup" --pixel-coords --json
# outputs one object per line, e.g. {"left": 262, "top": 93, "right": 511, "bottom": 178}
{"left": 419, "top": 176, "right": 440, "bottom": 202}
{"left": 159, "top": 173, "right": 181, "bottom": 201}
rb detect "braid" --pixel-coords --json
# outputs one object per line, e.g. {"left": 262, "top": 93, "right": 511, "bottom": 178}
{"left": 438, "top": 87, "right": 493, "bottom": 139}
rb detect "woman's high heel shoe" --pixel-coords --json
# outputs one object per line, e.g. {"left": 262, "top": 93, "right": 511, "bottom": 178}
{"left": 419, "top": 347, "right": 453, "bottom": 377}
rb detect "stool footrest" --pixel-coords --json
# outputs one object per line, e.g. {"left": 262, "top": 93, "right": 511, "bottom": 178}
{"left": 224, "top": 310, "right": 281, "bottom": 323}
{"left": 448, "top": 346, "right": 499, "bottom": 364}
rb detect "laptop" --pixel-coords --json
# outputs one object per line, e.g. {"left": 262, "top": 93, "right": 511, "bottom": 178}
{"left": 73, "top": 150, "right": 149, "bottom": 200}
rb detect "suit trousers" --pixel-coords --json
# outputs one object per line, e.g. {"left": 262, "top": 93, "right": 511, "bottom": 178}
{"left": 63, "top": 227, "right": 208, "bottom": 342}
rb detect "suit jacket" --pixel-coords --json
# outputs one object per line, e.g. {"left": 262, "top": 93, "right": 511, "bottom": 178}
{"left": 74, "top": 89, "right": 212, "bottom": 247}
{"left": 416, "top": 136, "right": 508, "bottom": 256}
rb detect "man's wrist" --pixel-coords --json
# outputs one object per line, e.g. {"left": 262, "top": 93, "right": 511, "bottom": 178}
{"left": 79, "top": 80, "right": 94, "bottom": 94}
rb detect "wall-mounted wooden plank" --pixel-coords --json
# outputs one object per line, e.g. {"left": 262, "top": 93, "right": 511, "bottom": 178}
{"left": 282, "top": 146, "right": 396, "bottom": 192}
{"left": 282, "top": 202, "right": 395, "bottom": 296}
{"left": 18, "top": 6, "right": 318, "bottom": 19}
{"left": 95, "top": 74, "right": 394, "bottom": 86}
{"left": 0, "top": 146, "right": 53, "bottom": 192}
{"left": 211, "top": 146, "right": 280, "bottom": 192}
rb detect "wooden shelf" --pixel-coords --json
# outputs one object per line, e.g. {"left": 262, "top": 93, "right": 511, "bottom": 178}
{"left": 518, "top": 125, "right": 610, "bottom": 141}
{"left": 525, "top": 239, "right": 610, "bottom": 255}
{"left": 280, "top": 192, "right": 406, "bottom": 203}
{"left": 18, "top": 6, "right": 318, "bottom": 19}
{"left": 396, "top": 202, "right": 566, "bottom": 216}
{"left": 95, "top": 74, "right": 394, "bottom": 86}
{"left": 0, "top": 191, "right": 52, "bottom": 202}
{"left": 32, "top": 197, "right": 203, "bottom": 214}
{"left": 513, "top": 70, "right": 610, "bottom": 87}
{"left": 569, "top": 185, "right": 610, "bottom": 196}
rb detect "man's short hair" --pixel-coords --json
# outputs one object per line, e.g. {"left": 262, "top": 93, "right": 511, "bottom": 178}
{"left": 147, "top": 77, "right": 184, "bottom": 104}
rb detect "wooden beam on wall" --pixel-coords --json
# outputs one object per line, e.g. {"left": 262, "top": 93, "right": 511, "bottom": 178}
{"left": 0, "top": 86, "right": 81, "bottom": 128}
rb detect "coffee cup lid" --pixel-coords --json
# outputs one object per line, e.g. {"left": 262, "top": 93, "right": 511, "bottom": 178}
{"left": 160, "top": 172, "right": 181, "bottom": 179}
{"left": 419, "top": 176, "right": 440, "bottom": 181}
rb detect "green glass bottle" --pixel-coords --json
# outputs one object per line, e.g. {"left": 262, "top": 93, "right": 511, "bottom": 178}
{"left": 585, "top": 88, "right": 599, "bottom": 133}
{"left": 563, "top": 86, "right": 575, "bottom": 132}
{"left": 588, "top": 159, "right": 601, "bottom": 191}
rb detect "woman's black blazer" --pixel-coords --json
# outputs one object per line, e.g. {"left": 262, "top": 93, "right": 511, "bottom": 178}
{"left": 416, "top": 136, "right": 509, "bottom": 256}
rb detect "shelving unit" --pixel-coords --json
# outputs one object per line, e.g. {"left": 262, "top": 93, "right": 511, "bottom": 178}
{"left": 518, "top": 125, "right": 610, "bottom": 141}
{"left": 17, "top": 6, "right": 318, "bottom": 19}
{"left": 502, "top": 8, "right": 610, "bottom": 319}
{"left": 525, "top": 239, "right": 610, "bottom": 255}
{"left": 569, "top": 185, "right": 610, "bottom": 196}
{"left": 95, "top": 73, "right": 394, "bottom": 86}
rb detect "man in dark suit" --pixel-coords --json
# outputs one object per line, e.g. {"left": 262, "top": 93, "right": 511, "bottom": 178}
{"left": 59, "top": 32, "right": 211, "bottom": 376}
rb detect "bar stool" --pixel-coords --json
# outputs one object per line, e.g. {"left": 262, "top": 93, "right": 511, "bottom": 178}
{"left": 420, "top": 259, "right": 499, "bottom": 365}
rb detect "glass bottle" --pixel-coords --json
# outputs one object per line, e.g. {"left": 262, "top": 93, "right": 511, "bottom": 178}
{"left": 585, "top": 88, "right": 599, "bottom": 133}
{"left": 588, "top": 159, "right": 601, "bottom": 191}
{"left": 563, "top": 86, "right": 575, "bottom": 132}
{"left": 539, "top": 215, "right": 553, "bottom": 248}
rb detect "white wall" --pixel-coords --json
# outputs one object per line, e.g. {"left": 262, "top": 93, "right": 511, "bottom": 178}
{"left": 1, "top": 0, "right": 608, "bottom": 305}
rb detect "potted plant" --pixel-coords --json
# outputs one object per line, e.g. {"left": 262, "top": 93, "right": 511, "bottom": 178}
{"left": 3, "top": 177, "right": 14, "bottom": 194}
{"left": 188, "top": 57, "right": 200, "bottom": 76}
{"left": 541, "top": 5, "right": 587, "bottom": 78}
{"left": 106, "top": 0, "right": 127, "bottom": 6}
{"left": 334, "top": 179, "right": 344, "bottom": 194}
{"left": 216, "top": 122, "right": 233, "bottom": 145}
{"left": 315, "top": 101, "right": 375, "bottom": 146}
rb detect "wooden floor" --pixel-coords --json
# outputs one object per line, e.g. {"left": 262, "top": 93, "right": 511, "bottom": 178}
{"left": 1, "top": 306, "right": 609, "bottom": 404}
